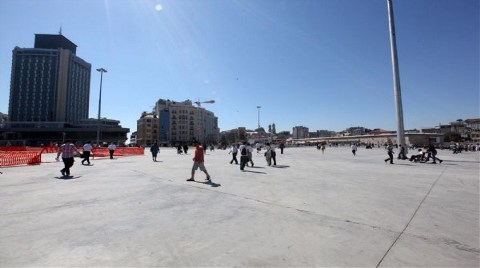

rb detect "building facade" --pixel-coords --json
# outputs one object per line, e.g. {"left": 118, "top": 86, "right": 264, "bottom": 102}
{"left": 8, "top": 34, "right": 91, "bottom": 125}
{"left": 136, "top": 112, "right": 159, "bottom": 147}
{"left": 292, "top": 126, "right": 309, "bottom": 139}
{"left": 465, "top": 118, "right": 480, "bottom": 143}
{"left": 152, "top": 99, "right": 219, "bottom": 146}
{"left": 1, "top": 34, "right": 129, "bottom": 145}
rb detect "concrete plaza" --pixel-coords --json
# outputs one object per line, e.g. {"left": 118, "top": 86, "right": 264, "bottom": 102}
{"left": 0, "top": 146, "right": 479, "bottom": 267}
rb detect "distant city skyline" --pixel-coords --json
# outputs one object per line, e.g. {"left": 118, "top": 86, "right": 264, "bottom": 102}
{"left": 0, "top": 0, "right": 478, "bottom": 136}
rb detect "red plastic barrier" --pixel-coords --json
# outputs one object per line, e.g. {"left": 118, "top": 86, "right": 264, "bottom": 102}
{"left": 0, "top": 146, "right": 28, "bottom": 151}
{"left": 41, "top": 146, "right": 58, "bottom": 153}
{"left": 0, "top": 146, "right": 57, "bottom": 153}
{"left": 91, "top": 147, "right": 145, "bottom": 157}
{"left": 0, "top": 151, "right": 42, "bottom": 167}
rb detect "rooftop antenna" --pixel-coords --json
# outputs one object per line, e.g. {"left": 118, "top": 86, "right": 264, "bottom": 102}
{"left": 58, "top": 26, "right": 62, "bottom": 35}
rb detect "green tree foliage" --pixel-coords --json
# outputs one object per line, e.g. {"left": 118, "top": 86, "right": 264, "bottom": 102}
{"left": 444, "top": 132, "right": 462, "bottom": 142}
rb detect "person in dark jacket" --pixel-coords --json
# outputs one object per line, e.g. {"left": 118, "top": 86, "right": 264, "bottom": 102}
{"left": 150, "top": 142, "right": 159, "bottom": 161}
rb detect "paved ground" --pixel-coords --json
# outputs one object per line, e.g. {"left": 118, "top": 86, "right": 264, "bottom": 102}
{"left": 0, "top": 146, "right": 479, "bottom": 267}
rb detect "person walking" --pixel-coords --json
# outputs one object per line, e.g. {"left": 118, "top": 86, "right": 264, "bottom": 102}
{"left": 56, "top": 140, "right": 80, "bottom": 177}
{"left": 150, "top": 142, "right": 160, "bottom": 161}
{"left": 397, "top": 145, "right": 407, "bottom": 160}
{"left": 81, "top": 141, "right": 93, "bottom": 165}
{"left": 264, "top": 142, "right": 272, "bottom": 166}
{"left": 187, "top": 140, "right": 211, "bottom": 182}
{"left": 255, "top": 142, "right": 262, "bottom": 154}
{"left": 270, "top": 141, "right": 277, "bottom": 166}
{"left": 384, "top": 143, "right": 394, "bottom": 164}
{"left": 229, "top": 143, "right": 238, "bottom": 164}
{"left": 351, "top": 144, "right": 357, "bottom": 156}
{"left": 247, "top": 142, "right": 254, "bottom": 167}
{"left": 279, "top": 141, "right": 285, "bottom": 154}
{"left": 239, "top": 141, "right": 249, "bottom": 170}
{"left": 108, "top": 142, "right": 116, "bottom": 159}
{"left": 428, "top": 144, "right": 443, "bottom": 164}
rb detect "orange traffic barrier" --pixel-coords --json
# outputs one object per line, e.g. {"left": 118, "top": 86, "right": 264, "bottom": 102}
{"left": 0, "top": 151, "right": 42, "bottom": 167}
{"left": 91, "top": 147, "right": 145, "bottom": 157}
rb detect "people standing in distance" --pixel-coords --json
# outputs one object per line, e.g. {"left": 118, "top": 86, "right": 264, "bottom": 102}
{"left": 56, "top": 140, "right": 80, "bottom": 177}
{"left": 81, "top": 141, "right": 93, "bottom": 165}
{"left": 108, "top": 142, "right": 116, "bottom": 159}
{"left": 187, "top": 140, "right": 211, "bottom": 182}
{"left": 279, "top": 141, "right": 285, "bottom": 154}
{"left": 150, "top": 142, "right": 160, "bottom": 162}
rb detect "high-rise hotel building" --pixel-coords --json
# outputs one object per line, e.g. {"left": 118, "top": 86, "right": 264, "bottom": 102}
{"left": 8, "top": 34, "right": 91, "bottom": 126}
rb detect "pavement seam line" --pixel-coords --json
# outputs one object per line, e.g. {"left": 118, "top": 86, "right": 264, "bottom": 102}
{"left": 375, "top": 166, "right": 448, "bottom": 268}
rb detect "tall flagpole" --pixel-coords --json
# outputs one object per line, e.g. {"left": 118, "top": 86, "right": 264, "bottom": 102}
{"left": 387, "top": 0, "right": 407, "bottom": 154}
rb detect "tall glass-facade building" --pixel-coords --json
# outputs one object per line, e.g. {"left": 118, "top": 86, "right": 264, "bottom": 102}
{"left": 8, "top": 34, "right": 91, "bottom": 126}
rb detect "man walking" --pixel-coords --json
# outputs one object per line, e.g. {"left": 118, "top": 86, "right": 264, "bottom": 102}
{"left": 150, "top": 142, "right": 160, "bottom": 161}
{"left": 56, "top": 140, "right": 80, "bottom": 177}
{"left": 108, "top": 142, "right": 116, "bottom": 159}
{"left": 351, "top": 143, "right": 357, "bottom": 156}
{"left": 81, "top": 141, "right": 93, "bottom": 165}
{"left": 384, "top": 143, "right": 394, "bottom": 164}
{"left": 229, "top": 143, "right": 238, "bottom": 164}
{"left": 239, "top": 141, "right": 249, "bottom": 170}
{"left": 187, "top": 140, "right": 211, "bottom": 182}
{"left": 270, "top": 141, "right": 277, "bottom": 166}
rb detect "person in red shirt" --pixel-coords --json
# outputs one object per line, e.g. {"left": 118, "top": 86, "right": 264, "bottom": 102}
{"left": 187, "top": 140, "right": 211, "bottom": 182}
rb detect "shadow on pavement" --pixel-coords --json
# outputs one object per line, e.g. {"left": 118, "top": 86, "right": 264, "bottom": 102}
{"left": 241, "top": 170, "right": 267, "bottom": 174}
{"left": 194, "top": 180, "right": 221, "bottom": 187}
{"left": 55, "top": 176, "right": 78, "bottom": 180}
{"left": 271, "top": 165, "right": 290, "bottom": 168}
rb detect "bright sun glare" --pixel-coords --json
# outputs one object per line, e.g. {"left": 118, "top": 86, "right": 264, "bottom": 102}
{"left": 155, "top": 4, "right": 163, "bottom": 11}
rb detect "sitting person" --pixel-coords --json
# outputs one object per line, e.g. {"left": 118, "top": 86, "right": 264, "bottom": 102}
{"left": 409, "top": 149, "right": 424, "bottom": 162}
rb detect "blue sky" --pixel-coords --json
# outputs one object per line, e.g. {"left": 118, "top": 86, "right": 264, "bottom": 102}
{"left": 0, "top": 0, "right": 478, "bottom": 136}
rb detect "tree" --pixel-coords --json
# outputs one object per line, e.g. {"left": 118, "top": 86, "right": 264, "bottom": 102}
{"left": 444, "top": 132, "right": 462, "bottom": 142}
{"left": 220, "top": 134, "right": 228, "bottom": 148}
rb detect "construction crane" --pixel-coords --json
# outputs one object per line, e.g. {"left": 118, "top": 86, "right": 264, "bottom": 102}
{"left": 194, "top": 100, "right": 215, "bottom": 107}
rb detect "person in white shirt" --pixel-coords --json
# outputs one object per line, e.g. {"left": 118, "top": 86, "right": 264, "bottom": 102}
{"left": 81, "top": 141, "right": 93, "bottom": 165}
{"left": 351, "top": 144, "right": 357, "bottom": 156}
{"left": 229, "top": 143, "right": 238, "bottom": 164}
{"left": 270, "top": 142, "right": 277, "bottom": 165}
{"left": 246, "top": 142, "right": 254, "bottom": 167}
{"left": 108, "top": 142, "right": 116, "bottom": 159}
{"left": 255, "top": 142, "right": 262, "bottom": 154}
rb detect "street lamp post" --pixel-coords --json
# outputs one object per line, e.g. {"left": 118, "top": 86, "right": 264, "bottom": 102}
{"left": 387, "top": 0, "right": 407, "bottom": 154}
{"left": 96, "top": 68, "right": 107, "bottom": 147}
{"left": 257, "top": 106, "right": 261, "bottom": 129}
